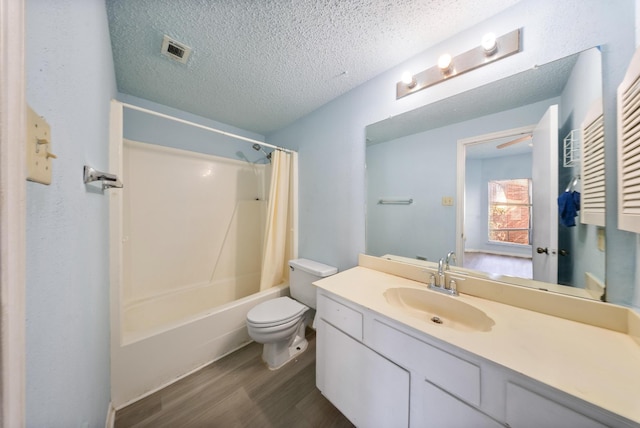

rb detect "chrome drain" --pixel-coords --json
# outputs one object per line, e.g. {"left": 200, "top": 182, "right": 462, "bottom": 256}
{"left": 431, "top": 316, "right": 443, "bottom": 324}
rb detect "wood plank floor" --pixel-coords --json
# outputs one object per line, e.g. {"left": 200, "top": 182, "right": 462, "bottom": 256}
{"left": 114, "top": 330, "right": 354, "bottom": 428}
{"left": 464, "top": 251, "right": 532, "bottom": 279}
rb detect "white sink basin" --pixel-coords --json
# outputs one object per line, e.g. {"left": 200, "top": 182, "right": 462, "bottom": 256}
{"left": 383, "top": 287, "right": 495, "bottom": 332}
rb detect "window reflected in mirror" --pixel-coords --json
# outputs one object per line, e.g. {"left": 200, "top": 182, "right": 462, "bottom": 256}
{"left": 487, "top": 179, "right": 531, "bottom": 246}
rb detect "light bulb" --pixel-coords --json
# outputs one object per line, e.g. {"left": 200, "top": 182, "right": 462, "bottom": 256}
{"left": 482, "top": 33, "right": 498, "bottom": 56}
{"left": 401, "top": 71, "right": 416, "bottom": 88}
{"left": 438, "top": 54, "right": 453, "bottom": 73}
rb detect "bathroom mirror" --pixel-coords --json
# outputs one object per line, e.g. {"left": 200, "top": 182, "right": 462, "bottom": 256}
{"left": 365, "top": 48, "right": 605, "bottom": 300}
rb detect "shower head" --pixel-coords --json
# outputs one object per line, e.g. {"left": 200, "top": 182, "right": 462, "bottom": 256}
{"left": 252, "top": 143, "right": 272, "bottom": 161}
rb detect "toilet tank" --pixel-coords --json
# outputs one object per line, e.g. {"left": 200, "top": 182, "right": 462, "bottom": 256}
{"left": 289, "top": 258, "right": 337, "bottom": 309}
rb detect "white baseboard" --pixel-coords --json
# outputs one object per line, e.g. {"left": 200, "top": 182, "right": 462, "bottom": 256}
{"left": 105, "top": 402, "right": 116, "bottom": 428}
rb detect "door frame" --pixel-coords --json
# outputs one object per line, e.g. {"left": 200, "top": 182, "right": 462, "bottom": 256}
{"left": 456, "top": 125, "right": 536, "bottom": 267}
{"left": 0, "top": 0, "right": 26, "bottom": 426}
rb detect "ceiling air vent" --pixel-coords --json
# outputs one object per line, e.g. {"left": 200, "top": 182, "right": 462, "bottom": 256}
{"left": 161, "top": 35, "right": 192, "bottom": 64}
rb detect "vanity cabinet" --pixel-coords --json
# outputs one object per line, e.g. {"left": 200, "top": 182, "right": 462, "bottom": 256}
{"left": 316, "top": 291, "right": 492, "bottom": 427}
{"left": 316, "top": 289, "right": 636, "bottom": 428}
{"left": 316, "top": 295, "right": 410, "bottom": 427}
{"left": 368, "top": 318, "right": 503, "bottom": 428}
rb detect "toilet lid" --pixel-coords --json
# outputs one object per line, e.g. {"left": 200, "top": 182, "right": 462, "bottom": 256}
{"left": 247, "top": 297, "right": 307, "bottom": 326}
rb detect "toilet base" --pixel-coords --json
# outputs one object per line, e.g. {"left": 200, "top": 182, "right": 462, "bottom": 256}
{"left": 262, "top": 321, "right": 308, "bottom": 370}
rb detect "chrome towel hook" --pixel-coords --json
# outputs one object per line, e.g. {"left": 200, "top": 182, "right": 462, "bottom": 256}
{"left": 83, "top": 165, "right": 123, "bottom": 190}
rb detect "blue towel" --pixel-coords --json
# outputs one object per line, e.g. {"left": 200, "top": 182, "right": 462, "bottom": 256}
{"left": 558, "top": 191, "right": 580, "bottom": 227}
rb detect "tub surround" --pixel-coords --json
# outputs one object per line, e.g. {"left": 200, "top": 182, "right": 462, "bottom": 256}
{"left": 314, "top": 254, "right": 640, "bottom": 425}
{"left": 110, "top": 107, "right": 279, "bottom": 407}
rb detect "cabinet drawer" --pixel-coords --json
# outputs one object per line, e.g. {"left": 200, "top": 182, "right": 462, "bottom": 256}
{"left": 371, "top": 319, "right": 481, "bottom": 406}
{"left": 317, "top": 293, "right": 363, "bottom": 340}
{"left": 505, "top": 383, "right": 608, "bottom": 428}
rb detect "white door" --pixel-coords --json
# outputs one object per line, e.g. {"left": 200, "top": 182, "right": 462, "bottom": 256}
{"left": 532, "top": 105, "right": 559, "bottom": 283}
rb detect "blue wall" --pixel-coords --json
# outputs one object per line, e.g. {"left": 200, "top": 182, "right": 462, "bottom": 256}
{"left": 366, "top": 99, "right": 552, "bottom": 262}
{"left": 119, "top": 93, "right": 269, "bottom": 162}
{"left": 267, "top": 0, "right": 638, "bottom": 308}
{"left": 558, "top": 48, "right": 606, "bottom": 287}
{"left": 366, "top": 126, "right": 457, "bottom": 261}
{"left": 25, "top": 0, "right": 116, "bottom": 426}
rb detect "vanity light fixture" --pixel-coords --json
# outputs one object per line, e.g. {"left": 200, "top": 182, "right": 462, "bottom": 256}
{"left": 396, "top": 28, "right": 521, "bottom": 99}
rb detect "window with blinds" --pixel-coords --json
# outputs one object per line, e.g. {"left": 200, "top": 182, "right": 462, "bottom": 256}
{"left": 617, "top": 46, "right": 640, "bottom": 233}
{"left": 580, "top": 98, "right": 605, "bottom": 226}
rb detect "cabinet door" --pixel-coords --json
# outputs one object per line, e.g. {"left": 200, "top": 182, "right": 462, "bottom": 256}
{"left": 316, "top": 319, "right": 410, "bottom": 428}
{"left": 370, "top": 319, "right": 481, "bottom": 406}
{"left": 414, "top": 380, "right": 503, "bottom": 428}
{"left": 505, "top": 383, "right": 608, "bottom": 428}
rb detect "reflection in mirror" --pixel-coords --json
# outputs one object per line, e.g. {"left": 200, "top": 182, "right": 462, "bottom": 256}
{"left": 366, "top": 48, "right": 605, "bottom": 300}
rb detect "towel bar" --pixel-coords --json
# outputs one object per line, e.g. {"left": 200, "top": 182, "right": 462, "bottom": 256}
{"left": 83, "top": 165, "right": 122, "bottom": 190}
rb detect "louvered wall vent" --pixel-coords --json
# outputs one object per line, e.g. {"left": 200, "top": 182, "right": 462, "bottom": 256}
{"left": 161, "top": 35, "right": 192, "bottom": 64}
{"left": 617, "top": 46, "right": 640, "bottom": 232}
{"left": 580, "top": 98, "right": 605, "bottom": 227}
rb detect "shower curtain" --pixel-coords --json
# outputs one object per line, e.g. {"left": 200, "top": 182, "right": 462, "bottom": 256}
{"left": 259, "top": 150, "right": 298, "bottom": 290}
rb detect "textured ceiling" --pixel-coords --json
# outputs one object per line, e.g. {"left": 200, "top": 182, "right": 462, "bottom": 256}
{"left": 106, "top": 0, "right": 521, "bottom": 135}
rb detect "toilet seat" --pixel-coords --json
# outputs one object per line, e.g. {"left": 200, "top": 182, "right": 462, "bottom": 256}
{"left": 247, "top": 315, "right": 302, "bottom": 335}
{"left": 246, "top": 297, "right": 308, "bottom": 328}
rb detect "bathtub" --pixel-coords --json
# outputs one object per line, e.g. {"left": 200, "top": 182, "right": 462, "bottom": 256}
{"left": 122, "top": 272, "right": 263, "bottom": 344}
{"left": 111, "top": 282, "right": 289, "bottom": 408}
{"left": 109, "top": 107, "right": 287, "bottom": 408}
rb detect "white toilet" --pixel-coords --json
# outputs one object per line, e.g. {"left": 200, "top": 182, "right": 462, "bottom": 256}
{"left": 246, "top": 258, "right": 337, "bottom": 370}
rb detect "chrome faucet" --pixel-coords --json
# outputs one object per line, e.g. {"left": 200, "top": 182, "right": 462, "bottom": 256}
{"left": 445, "top": 251, "right": 457, "bottom": 271}
{"left": 426, "top": 257, "right": 459, "bottom": 296}
{"left": 437, "top": 258, "right": 445, "bottom": 288}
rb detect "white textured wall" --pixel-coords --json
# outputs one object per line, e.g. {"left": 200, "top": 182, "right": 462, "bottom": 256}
{"left": 25, "top": 0, "right": 116, "bottom": 426}
{"left": 268, "top": 0, "right": 638, "bottom": 307}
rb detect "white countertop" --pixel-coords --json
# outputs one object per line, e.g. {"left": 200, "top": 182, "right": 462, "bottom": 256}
{"left": 315, "top": 264, "right": 640, "bottom": 424}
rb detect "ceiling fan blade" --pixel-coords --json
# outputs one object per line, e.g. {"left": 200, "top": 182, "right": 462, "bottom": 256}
{"left": 496, "top": 134, "right": 532, "bottom": 149}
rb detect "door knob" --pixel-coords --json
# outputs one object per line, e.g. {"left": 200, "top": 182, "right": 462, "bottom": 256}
{"left": 536, "top": 247, "right": 548, "bottom": 254}
{"left": 559, "top": 249, "right": 569, "bottom": 256}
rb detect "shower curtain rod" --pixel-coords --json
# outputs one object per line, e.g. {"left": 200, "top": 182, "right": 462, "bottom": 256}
{"left": 120, "top": 102, "right": 295, "bottom": 154}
